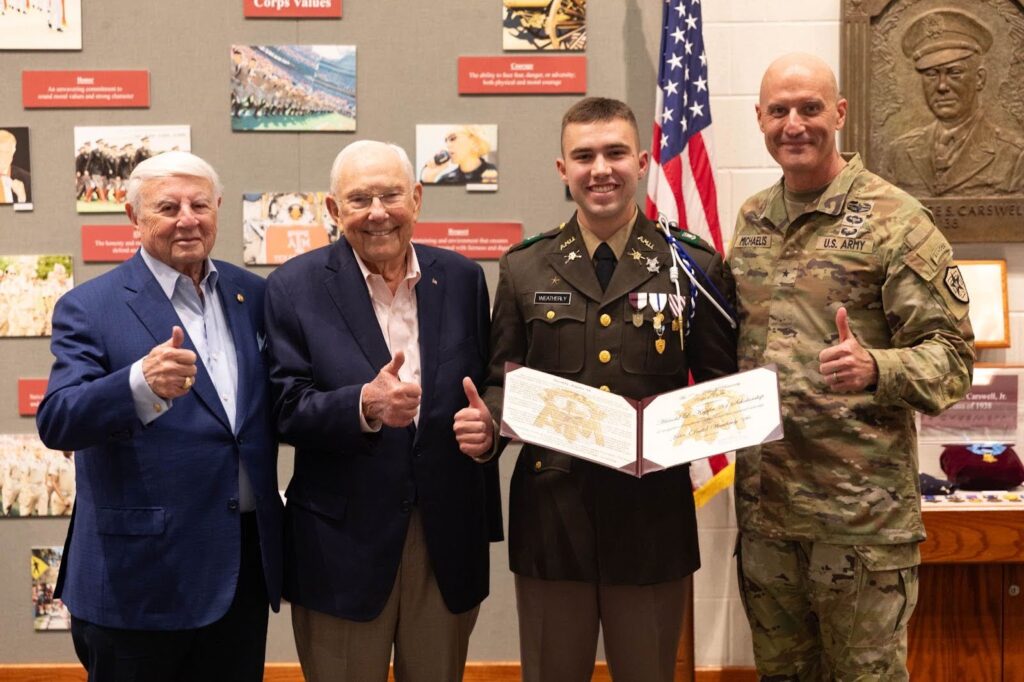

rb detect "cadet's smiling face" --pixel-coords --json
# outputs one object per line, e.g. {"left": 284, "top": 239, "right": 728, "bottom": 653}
{"left": 557, "top": 118, "right": 649, "bottom": 238}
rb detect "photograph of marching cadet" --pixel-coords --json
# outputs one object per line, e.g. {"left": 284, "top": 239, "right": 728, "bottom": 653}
{"left": 0, "top": 255, "right": 73, "bottom": 337}
{"left": 0, "top": 0, "right": 81, "bottom": 50}
{"left": 230, "top": 45, "right": 356, "bottom": 132}
{"left": 74, "top": 125, "right": 191, "bottom": 213}
{"left": 32, "top": 546, "right": 71, "bottom": 630}
{"left": 1, "top": 434, "right": 74, "bottom": 518}
{"left": 503, "top": 0, "right": 585, "bottom": 51}
{"left": 242, "top": 191, "right": 338, "bottom": 265}
{"left": 0, "top": 127, "right": 32, "bottom": 209}
{"left": 416, "top": 124, "right": 499, "bottom": 192}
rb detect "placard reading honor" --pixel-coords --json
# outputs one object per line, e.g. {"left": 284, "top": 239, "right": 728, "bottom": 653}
{"left": 243, "top": 0, "right": 341, "bottom": 18}
{"left": 81, "top": 225, "right": 140, "bottom": 262}
{"left": 18, "top": 379, "right": 48, "bottom": 416}
{"left": 458, "top": 56, "right": 586, "bottom": 94}
{"left": 413, "top": 222, "right": 521, "bottom": 260}
{"left": 23, "top": 71, "right": 150, "bottom": 109}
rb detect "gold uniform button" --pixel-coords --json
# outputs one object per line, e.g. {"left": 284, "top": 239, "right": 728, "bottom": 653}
{"left": 599, "top": 385, "right": 610, "bottom": 392}
{"left": 599, "top": 314, "right": 611, "bottom": 327}
{"left": 546, "top": 310, "right": 555, "bottom": 320}
{"left": 534, "top": 460, "right": 543, "bottom": 471}
{"left": 598, "top": 350, "right": 611, "bottom": 364}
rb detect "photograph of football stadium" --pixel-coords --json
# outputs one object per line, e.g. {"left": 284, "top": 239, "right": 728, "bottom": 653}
{"left": 231, "top": 45, "right": 357, "bottom": 132}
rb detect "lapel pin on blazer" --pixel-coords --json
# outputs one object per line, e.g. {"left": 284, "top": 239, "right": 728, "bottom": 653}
{"left": 236, "top": 293, "right": 245, "bottom": 303}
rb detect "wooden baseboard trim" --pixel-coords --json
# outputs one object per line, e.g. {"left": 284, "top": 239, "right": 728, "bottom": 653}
{"left": 0, "top": 662, "right": 758, "bottom": 681}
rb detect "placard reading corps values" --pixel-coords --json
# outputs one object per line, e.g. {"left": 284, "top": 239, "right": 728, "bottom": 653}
{"left": 458, "top": 56, "right": 586, "bottom": 95}
{"left": 243, "top": 0, "right": 341, "bottom": 18}
{"left": 23, "top": 71, "right": 150, "bottom": 109}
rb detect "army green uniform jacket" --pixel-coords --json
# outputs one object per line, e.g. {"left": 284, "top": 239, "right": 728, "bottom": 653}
{"left": 728, "top": 154, "right": 975, "bottom": 546}
{"left": 484, "top": 211, "right": 737, "bottom": 584}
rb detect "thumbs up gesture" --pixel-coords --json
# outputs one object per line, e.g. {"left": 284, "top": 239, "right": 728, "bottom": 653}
{"left": 453, "top": 377, "right": 494, "bottom": 459}
{"left": 142, "top": 326, "right": 198, "bottom": 399}
{"left": 362, "top": 350, "right": 422, "bottom": 427}
{"left": 818, "top": 307, "right": 878, "bottom": 393}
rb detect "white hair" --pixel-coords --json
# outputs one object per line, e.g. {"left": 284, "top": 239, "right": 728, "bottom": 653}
{"left": 328, "top": 140, "right": 416, "bottom": 194}
{"left": 126, "top": 151, "right": 223, "bottom": 213}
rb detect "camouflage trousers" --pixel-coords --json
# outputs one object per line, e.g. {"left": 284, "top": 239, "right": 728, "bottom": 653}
{"left": 736, "top": 533, "right": 919, "bottom": 682}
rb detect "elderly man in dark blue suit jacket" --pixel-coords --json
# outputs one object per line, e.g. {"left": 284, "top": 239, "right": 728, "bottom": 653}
{"left": 37, "top": 151, "right": 282, "bottom": 682}
{"left": 265, "top": 140, "right": 501, "bottom": 682}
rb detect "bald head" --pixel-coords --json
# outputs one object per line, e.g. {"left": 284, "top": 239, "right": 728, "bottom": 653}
{"left": 759, "top": 53, "right": 840, "bottom": 107}
{"left": 756, "top": 53, "right": 848, "bottom": 191}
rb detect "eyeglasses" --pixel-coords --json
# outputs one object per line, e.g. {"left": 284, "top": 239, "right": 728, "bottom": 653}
{"left": 342, "top": 191, "right": 407, "bottom": 211}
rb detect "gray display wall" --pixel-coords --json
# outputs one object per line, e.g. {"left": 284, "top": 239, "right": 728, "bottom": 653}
{"left": 0, "top": 0, "right": 664, "bottom": 664}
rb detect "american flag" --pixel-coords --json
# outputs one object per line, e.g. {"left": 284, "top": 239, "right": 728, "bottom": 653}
{"left": 646, "top": 0, "right": 734, "bottom": 508}
{"left": 645, "top": 0, "right": 726, "bottom": 252}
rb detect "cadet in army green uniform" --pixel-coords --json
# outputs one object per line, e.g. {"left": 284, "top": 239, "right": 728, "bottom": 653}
{"left": 478, "top": 98, "right": 737, "bottom": 682}
{"left": 730, "top": 54, "right": 975, "bottom": 681}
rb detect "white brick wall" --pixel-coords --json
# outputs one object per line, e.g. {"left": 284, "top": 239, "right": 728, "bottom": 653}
{"left": 694, "top": 0, "right": 1021, "bottom": 667}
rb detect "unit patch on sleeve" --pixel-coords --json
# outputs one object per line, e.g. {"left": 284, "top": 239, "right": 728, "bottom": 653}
{"left": 944, "top": 266, "right": 970, "bottom": 304}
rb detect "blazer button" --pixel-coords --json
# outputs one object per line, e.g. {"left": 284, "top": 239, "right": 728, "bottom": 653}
{"left": 227, "top": 499, "right": 239, "bottom": 511}
{"left": 534, "top": 460, "right": 542, "bottom": 471}
{"left": 599, "top": 314, "right": 611, "bottom": 327}
{"left": 598, "top": 350, "right": 611, "bottom": 364}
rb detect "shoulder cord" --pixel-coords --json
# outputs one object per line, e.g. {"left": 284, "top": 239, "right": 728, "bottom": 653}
{"left": 655, "top": 214, "right": 737, "bottom": 332}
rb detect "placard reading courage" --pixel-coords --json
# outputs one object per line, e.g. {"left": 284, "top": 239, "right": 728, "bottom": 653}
{"left": 458, "top": 56, "right": 586, "bottom": 94}
{"left": 243, "top": 0, "right": 341, "bottom": 18}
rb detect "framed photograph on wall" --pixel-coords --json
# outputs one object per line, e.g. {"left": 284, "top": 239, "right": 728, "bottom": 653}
{"left": 503, "top": 0, "right": 586, "bottom": 51}
{"left": 0, "top": 0, "right": 82, "bottom": 50}
{"left": 242, "top": 191, "right": 338, "bottom": 265}
{"left": 32, "top": 546, "right": 70, "bottom": 630}
{"left": 957, "top": 259, "right": 1010, "bottom": 349}
{"left": 230, "top": 45, "right": 356, "bottom": 132}
{"left": 74, "top": 125, "right": 191, "bottom": 214}
{"left": 415, "top": 124, "right": 498, "bottom": 192}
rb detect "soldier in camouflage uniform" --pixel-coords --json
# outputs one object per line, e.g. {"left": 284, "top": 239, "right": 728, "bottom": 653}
{"left": 729, "top": 54, "right": 974, "bottom": 680}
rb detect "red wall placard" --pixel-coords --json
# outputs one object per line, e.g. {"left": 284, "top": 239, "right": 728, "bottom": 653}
{"left": 23, "top": 71, "right": 150, "bottom": 109}
{"left": 243, "top": 0, "right": 341, "bottom": 18}
{"left": 458, "top": 56, "right": 586, "bottom": 95}
{"left": 18, "top": 379, "right": 48, "bottom": 416}
{"left": 413, "top": 222, "right": 522, "bottom": 260}
{"left": 82, "top": 225, "right": 140, "bottom": 262}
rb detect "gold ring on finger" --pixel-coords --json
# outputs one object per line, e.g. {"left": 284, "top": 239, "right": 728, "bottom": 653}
{"left": 183, "top": 376, "right": 193, "bottom": 390}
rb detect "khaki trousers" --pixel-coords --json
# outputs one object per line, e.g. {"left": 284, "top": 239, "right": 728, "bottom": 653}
{"left": 292, "top": 510, "right": 479, "bottom": 682}
{"left": 515, "top": 573, "right": 689, "bottom": 682}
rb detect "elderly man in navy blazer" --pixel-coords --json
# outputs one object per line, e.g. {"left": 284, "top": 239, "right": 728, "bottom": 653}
{"left": 37, "top": 151, "right": 282, "bottom": 682}
{"left": 264, "top": 140, "right": 501, "bottom": 682}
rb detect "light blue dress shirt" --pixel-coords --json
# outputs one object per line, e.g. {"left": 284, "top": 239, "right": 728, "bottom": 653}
{"left": 128, "top": 248, "right": 254, "bottom": 511}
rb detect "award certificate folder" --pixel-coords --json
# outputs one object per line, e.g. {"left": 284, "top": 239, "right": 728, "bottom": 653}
{"left": 499, "top": 364, "right": 783, "bottom": 477}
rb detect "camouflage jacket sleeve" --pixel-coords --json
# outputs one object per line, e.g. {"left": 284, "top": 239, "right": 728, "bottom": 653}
{"left": 867, "top": 219, "right": 975, "bottom": 416}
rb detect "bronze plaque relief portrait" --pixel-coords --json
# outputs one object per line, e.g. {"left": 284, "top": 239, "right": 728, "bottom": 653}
{"left": 843, "top": 0, "right": 1024, "bottom": 241}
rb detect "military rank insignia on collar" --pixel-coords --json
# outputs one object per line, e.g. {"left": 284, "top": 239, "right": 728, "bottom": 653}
{"left": 944, "top": 266, "right": 970, "bottom": 303}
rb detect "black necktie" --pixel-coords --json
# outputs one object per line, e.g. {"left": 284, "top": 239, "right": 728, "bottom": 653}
{"left": 593, "top": 242, "right": 617, "bottom": 291}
